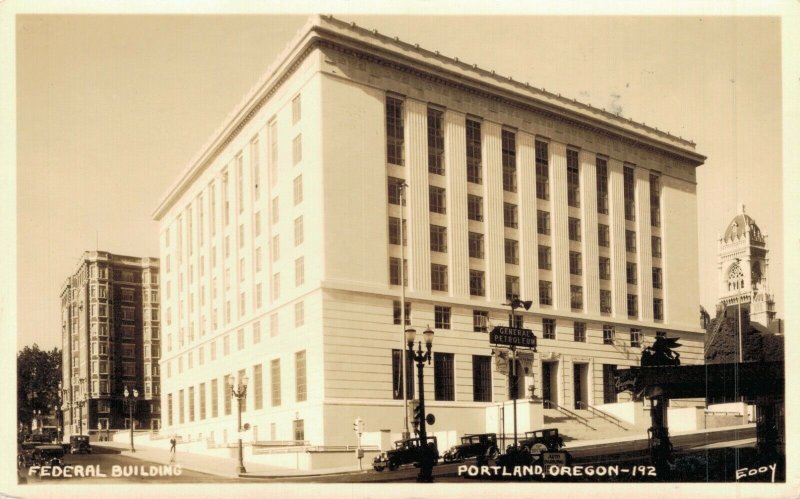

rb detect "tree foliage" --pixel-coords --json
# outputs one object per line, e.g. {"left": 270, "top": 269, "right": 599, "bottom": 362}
{"left": 705, "top": 314, "right": 783, "bottom": 364}
{"left": 17, "top": 344, "right": 62, "bottom": 431}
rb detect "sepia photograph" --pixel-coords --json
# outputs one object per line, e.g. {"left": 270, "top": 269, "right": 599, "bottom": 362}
{"left": 2, "top": 2, "right": 798, "bottom": 497}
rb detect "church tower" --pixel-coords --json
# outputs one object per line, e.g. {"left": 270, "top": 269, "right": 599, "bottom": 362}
{"left": 716, "top": 204, "right": 776, "bottom": 328}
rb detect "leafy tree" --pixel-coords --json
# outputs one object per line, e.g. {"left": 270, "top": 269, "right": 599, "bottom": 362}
{"left": 17, "top": 344, "right": 62, "bottom": 432}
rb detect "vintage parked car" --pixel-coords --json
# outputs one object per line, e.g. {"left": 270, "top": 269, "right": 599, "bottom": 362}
{"left": 518, "top": 428, "right": 565, "bottom": 456}
{"left": 372, "top": 436, "right": 439, "bottom": 471}
{"left": 30, "top": 445, "right": 66, "bottom": 472}
{"left": 69, "top": 435, "right": 92, "bottom": 454}
{"left": 442, "top": 433, "right": 499, "bottom": 463}
{"left": 17, "top": 441, "right": 39, "bottom": 469}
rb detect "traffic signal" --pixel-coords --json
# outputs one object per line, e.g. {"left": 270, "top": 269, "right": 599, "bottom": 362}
{"left": 413, "top": 402, "right": 423, "bottom": 425}
{"left": 353, "top": 417, "right": 363, "bottom": 434}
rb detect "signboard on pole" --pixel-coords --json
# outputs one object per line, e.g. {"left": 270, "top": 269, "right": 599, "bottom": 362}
{"left": 490, "top": 326, "right": 537, "bottom": 349}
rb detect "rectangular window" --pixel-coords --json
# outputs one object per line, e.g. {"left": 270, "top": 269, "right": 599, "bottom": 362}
{"left": 598, "top": 224, "right": 610, "bottom": 247}
{"left": 434, "top": 352, "right": 455, "bottom": 401}
{"left": 268, "top": 119, "right": 278, "bottom": 185}
{"left": 630, "top": 329, "right": 642, "bottom": 348}
{"left": 272, "top": 196, "right": 280, "bottom": 224}
{"left": 473, "top": 310, "right": 488, "bottom": 333}
{"left": 627, "top": 294, "right": 638, "bottom": 318}
{"left": 626, "top": 262, "right": 638, "bottom": 285}
{"left": 293, "top": 175, "right": 303, "bottom": 205}
{"left": 603, "top": 325, "right": 615, "bottom": 345}
{"left": 178, "top": 389, "right": 184, "bottom": 424}
{"left": 223, "top": 334, "right": 230, "bottom": 356}
{"left": 236, "top": 155, "right": 244, "bottom": 214}
{"left": 392, "top": 349, "right": 414, "bottom": 400}
{"left": 502, "top": 129, "right": 517, "bottom": 192}
{"left": 535, "top": 140, "right": 549, "bottom": 200}
{"left": 543, "top": 318, "right": 556, "bottom": 340}
{"left": 573, "top": 322, "right": 586, "bottom": 342}
{"left": 223, "top": 374, "right": 231, "bottom": 415}
{"left": 271, "top": 359, "right": 281, "bottom": 406}
{"left": 188, "top": 386, "right": 195, "bottom": 422}
{"left": 596, "top": 157, "right": 609, "bottom": 214}
{"left": 388, "top": 217, "right": 407, "bottom": 245}
{"left": 505, "top": 239, "right": 519, "bottom": 265}
{"left": 389, "top": 257, "right": 408, "bottom": 286}
{"left": 569, "top": 251, "right": 582, "bottom": 275}
{"left": 251, "top": 139, "right": 260, "bottom": 202}
{"left": 272, "top": 273, "right": 281, "bottom": 299}
{"left": 434, "top": 306, "right": 451, "bottom": 329}
{"left": 571, "top": 285, "right": 583, "bottom": 310}
{"left": 504, "top": 203, "right": 518, "bottom": 229}
{"left": 427, "top": 107, "right": 444, "bottom": 174}
{"left": 624, "top": 166, "right": 636, "bottom": 221}
{"left": 431, "top": 264, "right": 448, "bottom": 292}
{"left": 295, "top": 351, "right": 307, "bottom": 402}
{"left": 539, "top": 280, "right": 553, "bottom": 306}
{"left": 467, "top": 194, "right": 483, "bottom": 221}
{"left": 272, "top": 234, "right": 280, "bottom": 262}
{"left": 506, "top": 275, "right": 520, "bottom": 301}
{"left": 393, "top": 300, "right": 411, "bottom": 326}
{"left": 472, "top": 355, "right": 492, "bottom": 402}
{"left": 429, "top": 186, "right": 446, "bottom": 214}
{"left": 466, "top": 118, "right": 482, "bottom": 183}
{"left": 167, "top": 393, "right": 173, "bottom": 426}
{"left": 255, "top": 247, "right": 262, "bottom": 272}
{"left": 292, "top": 134, "right": 302, "bottom": 165}
{"left": 292, "top": 94, "right": 301, "bottom": 124}
{"left": 430, "top": 225, "right": 447, "bottom": 253}
{"left": 568, "top": 217, "right": 582, "bottom": 242}
{"left": 567, "top": 149, "right": 580, "bottom": 207}
{"left": 537, "top": 210, "right": 551, "bottom": 235}
{"left": 251, "top": 364, "right": 263, "bottom": 410}
{"left": 295, "top": 301, "right": 304, "bottom": 327}
{"left": 600, "top": 289, "right": 613, "bottom": 313}
{"left": 653, "top": 298, "right": 664, "bottom": 321}
{"left": 237, "top": 328, "right": 244, "bottom": 350}
{"left": 295, "top": 257, "right": 305, "bottom": 286}
{"left": 599, "top": 256, "right": 611, "bottom": 280}
{"left": 388, "top": 177, "right": 405, "bottom": 205}
{"left": 270, "top": 312, "right": 279, "bottom": 337}
{"left": 386, "top": 95, "right": 404, "bottom": 165}
{"left": 626, "top": 230, "right": 637, "bottom": 253}
{"left": 538, "top": 245, "right": 551, "bottom": 270}
{"left": 467, "top": 232, "right": 484, "bottom": 259}
{"left": 653, "top": 267, "right": 663, "bottom": 289}
{"left": 294, "top": 216, "right": 304, "bottom": 246}
{"left": 650, "top": 174, "right": 661, "bottom": 227}
{"left": 238, "top": 369, "right": 248, "bottom": 413}
{"left": 469, "top": 270, "right": 485, "bottom": 297}
{"left": 210, "top": 379, "right": 218, "bottom": 418}
{"left": 652, "top": 236, "right": 662, "bottom": 258}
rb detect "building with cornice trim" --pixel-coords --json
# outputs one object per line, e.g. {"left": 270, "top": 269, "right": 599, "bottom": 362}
{"left": 153, "top": 15, "right": 707, "bottom": 451}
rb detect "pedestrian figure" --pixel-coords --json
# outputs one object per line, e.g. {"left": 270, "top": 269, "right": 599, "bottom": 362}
{"left": 169, "top": 437, "right": 177, "bottom": 464}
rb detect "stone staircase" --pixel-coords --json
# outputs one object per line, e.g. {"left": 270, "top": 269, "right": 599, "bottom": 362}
{"left": 542, "top": 405, "right": 646, "bottom": 443}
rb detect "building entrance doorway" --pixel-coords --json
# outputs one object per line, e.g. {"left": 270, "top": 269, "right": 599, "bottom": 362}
{"left": 542, "top": 361, "right": 558, "bottom": 407}
{"left": 573, "top": 363, "right": 589, "bottom": 409}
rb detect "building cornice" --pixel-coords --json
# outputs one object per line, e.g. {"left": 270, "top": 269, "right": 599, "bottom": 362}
{"left": 152, "top": 14, "right": 706, "bottom": 221}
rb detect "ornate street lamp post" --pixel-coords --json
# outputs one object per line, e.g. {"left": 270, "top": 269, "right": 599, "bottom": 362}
{"left": 229, "top": 373, "right": 249, "bottom": 474}
{"left": 124, "top": 387, "right": 138, "bottom": 452}
{"left": 56, "top": 381, "right": 67, "bottom": 443}
{"left": 506, "top": 297, "right": 532, "bottom": 449}
{"left": 405, "top": 325, "right": 434, "bottom": 483}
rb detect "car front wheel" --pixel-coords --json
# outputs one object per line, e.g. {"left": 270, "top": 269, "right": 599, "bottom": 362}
{"left": 487, "top": 447, "right": 499, "bottom": 460}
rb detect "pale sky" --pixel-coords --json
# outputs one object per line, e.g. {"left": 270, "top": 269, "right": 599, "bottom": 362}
{"left": 12, "top": 13, "right": 787, "bottom": 350}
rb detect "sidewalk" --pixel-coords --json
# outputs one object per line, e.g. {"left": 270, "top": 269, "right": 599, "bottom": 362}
{"left": 94, "top": 441, "right": 363, "bottom": 479}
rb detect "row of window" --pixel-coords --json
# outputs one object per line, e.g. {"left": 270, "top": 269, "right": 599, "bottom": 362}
{"left": 386, "top": 96, "right": 662, "bottom": 229}
{"left": 166, "top": 351, "right": 306, "bottom": 426}
{"left": 165, "top": 302, "right": 305, "bottom": 375}
{"left": 392, "top": 300, "right": 662, "bottom": 339}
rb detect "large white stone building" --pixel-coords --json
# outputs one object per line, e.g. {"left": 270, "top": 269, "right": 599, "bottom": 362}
{"left": 152, "top": 15, "right": 707, "bottom": 448}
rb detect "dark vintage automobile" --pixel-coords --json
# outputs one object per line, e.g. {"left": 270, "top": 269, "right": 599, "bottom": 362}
{"left": 372, "top": 436, "right": 439, "bottom": 471}
{"left": 442, "top": 433, "right": 499, "bottom": 463}
{"left": 518, "top": 428, "right": 565, "bottom": 456}
{"left": 69, "top": 435, "right": 92, "bottom": 454}
{"left": 17, "top": 441, "right": 39, "bottom": 469}
{"left": 30, "top": 445, "right": 66, "bottom": 472}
